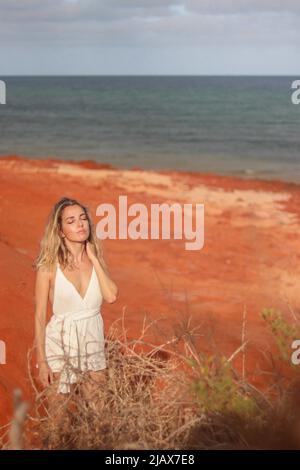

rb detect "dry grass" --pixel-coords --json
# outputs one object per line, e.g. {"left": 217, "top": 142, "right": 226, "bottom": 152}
{"left": 1, "top": 305, "right": 300, "bottom": 450}
{"left": 2, "top": 309, "right": 202, "bottom": 450}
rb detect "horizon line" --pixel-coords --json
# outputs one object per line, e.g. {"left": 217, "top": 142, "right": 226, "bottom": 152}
{"left": 0, "top": 73, "right": 299, "bottom": 78}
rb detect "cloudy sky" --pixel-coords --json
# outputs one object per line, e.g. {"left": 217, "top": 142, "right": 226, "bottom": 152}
{"left": 0, "top": 0, "right": 299, "bottom": 75}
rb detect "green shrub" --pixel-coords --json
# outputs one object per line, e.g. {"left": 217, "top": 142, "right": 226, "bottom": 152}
{"left": 261, "top": 307, "right": 300, "bottom": 364}
{"left": 187, "top": 354, "right": 259, "bottom": 418}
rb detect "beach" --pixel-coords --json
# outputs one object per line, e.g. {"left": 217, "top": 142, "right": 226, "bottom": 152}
{"left": 0, "top": 154, "right": 300, "bottom": 424}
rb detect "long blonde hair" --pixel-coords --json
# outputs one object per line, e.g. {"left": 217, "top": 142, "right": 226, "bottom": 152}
{"left": 33, "top": 197, "right": 106, "bottom": 271}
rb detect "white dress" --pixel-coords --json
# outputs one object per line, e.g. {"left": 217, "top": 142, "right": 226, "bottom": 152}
{"left": 45, "top": 261, "right": 107, "bottom": 393}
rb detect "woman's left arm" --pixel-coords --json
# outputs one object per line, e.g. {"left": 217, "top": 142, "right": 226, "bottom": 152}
{"left": 86, "top": 242, "right": 118, "bottom": 303}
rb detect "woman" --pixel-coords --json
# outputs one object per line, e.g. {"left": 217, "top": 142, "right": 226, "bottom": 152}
{"left": 33, "top": 196, "right": 118, "bottom": 403}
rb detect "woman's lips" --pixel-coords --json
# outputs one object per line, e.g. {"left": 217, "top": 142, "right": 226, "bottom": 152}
{"left": 77, "top": 229, "right": 86, "bottom": 234}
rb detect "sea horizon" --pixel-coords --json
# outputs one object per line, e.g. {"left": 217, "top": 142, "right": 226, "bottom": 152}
{"left": 1, "top": 75, "right": 299, "bottom": 183}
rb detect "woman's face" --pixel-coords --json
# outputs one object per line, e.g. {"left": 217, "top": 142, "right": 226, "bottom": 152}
{"left": 60, "top": 204, "right": 90, "bottom": 242}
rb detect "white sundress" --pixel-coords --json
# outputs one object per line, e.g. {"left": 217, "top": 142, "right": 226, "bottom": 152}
{"left": 45, "top": 261, "right": 107, "bottom": 393}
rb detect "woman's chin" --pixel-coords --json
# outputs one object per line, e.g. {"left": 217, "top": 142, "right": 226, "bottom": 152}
{"left": 76, "top": 234, "right": 88, "bottom": 241}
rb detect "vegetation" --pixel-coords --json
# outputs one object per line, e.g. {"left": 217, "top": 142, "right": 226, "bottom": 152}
{"left": 1, "top": 305, "right": 300, "bottom": 450}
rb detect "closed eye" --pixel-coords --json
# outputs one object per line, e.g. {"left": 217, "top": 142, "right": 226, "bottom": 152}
{"left": 67, "top": 216, "right": 87, "bottom": 224}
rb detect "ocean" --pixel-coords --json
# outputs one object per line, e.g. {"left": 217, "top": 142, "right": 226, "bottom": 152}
{"left": 0, "top": 76, "right": 299, "bottom": 182}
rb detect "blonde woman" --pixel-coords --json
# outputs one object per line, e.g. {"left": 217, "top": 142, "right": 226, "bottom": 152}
{"left": 33, "top": 197, "right": 118, "bottom": 404}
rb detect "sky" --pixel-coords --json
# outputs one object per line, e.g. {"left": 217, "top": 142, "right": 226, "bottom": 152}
{"left": 0, "top": 0, "right": 300, "bottom": 75}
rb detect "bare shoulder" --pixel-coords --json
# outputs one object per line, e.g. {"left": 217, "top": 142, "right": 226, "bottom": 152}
{"left": 35, "top": 264, "right": 55, "bottom": 286}
{"left": 34, "top": 265, "right": 54, "bottom": 309}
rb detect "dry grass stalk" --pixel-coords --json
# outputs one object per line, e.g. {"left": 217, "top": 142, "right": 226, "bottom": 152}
{"left": 1, "top": 305, "right": 300, "bottom": 450}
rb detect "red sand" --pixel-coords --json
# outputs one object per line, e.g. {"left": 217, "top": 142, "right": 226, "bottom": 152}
{"left": 1, "top": 154, "right": 300, "bottom": 425}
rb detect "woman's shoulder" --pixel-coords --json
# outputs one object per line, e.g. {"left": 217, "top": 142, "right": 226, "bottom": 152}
{"left": 35, "top": 261, "right": 57, "bottom": 281}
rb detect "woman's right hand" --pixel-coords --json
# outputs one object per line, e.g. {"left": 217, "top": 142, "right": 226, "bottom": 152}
{"left": 38, "top": 362, "right": 54, "bottom": 388}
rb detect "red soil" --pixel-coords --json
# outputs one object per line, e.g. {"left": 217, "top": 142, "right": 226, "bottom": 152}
{"left": 0, "top": 154, "right": 300, "bottom": 426}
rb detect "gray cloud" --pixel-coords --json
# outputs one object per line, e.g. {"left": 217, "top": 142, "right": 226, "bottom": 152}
{"left": 0, "top": 0, "right": 298, "bottom": 46}
{"left": 0, "top": 1, "right": 299, "bottom": 74}
{"left": 1, "top": 0, "right": 300, "bottom": 23}
{"left": 0, "top": 0, "right": 182, "bottom": 22}
{"left": 185, "top": 0, "right": 300, "bottom": 14}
